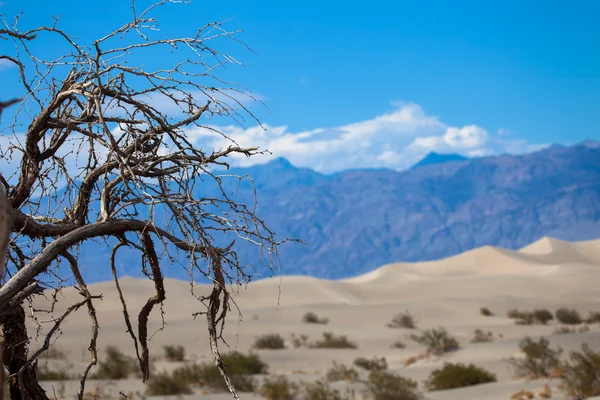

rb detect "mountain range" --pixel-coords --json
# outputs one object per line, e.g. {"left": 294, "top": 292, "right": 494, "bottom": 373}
{"left": 74, "top": 140, "right": 600, "bottom": 282}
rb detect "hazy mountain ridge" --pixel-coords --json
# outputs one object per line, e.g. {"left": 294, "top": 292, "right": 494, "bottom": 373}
{"left": 73, "top": 141, "right": 600, "bottom": 282}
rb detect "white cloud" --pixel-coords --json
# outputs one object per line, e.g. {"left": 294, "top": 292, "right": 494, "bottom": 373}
{"left": 188, "top": 101, "right": 546, "bottom": 172}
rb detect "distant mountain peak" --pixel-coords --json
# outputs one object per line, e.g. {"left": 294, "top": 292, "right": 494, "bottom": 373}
{"left": 265, "top": 157, "right": 295, "bottom": 169}
{"left": 411, "top": 152, "right": 468, "bottom": 169}
{"left": 578, "top": 139, "right": 600, "bottom": 148}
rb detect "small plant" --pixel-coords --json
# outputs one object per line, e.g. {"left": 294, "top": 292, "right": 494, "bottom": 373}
{"left": 555, "top": 308, "right": 582, "bottom": 325}
{"left": 391, "top": 340, "right": 406, "bottom": 349}
{"left": 387, "top": 311, "right": 416, "bottom": 329}
{"left": 424, "top": 362, "right": 497, "bottom": 390}
{"left": 559, "top": 343, "right": 600, "bottom": 399}
{"left": 585, "top": 311, "right": 600, "bottom": 324}
{"left": 410, "top": 327, "right": 459, "bottom": 355}
{"left": 480, "top": 307, "right": 493, "bottom": 316}
{"left": 533, "top": 309, "right": 554, "bottom": 325}
{"left": 365, "top": 370, "right": 422, "bottom": 400}
{"left": 36, "top": 364, "right": 70, "bottom": 381}
{"left": 506, "top": 336, "right": 563, "bottom": 379}
{"left": 471, "top": 329, "right": 494, "bottom": 343}
{"left": 310, "top": 332, "right": 357, "bottom": 349}
{"left": 325, "top": 362, "right": 359, "bottom": 382}
{"left": 91, "top": 346, "right": 139, "bottom": 379}
{"left": 260, "top": 375, "right": 297, "bottom": 400}
{"left": 163, "top": 345, "right": 185, "bottom": 362}
{"left": 302, "top": 311, "right": 329, "bottom": 324}
{"left": 290, "top": 333, "right": 310, "bottom": 348}
{"left": 295, "top": 379, "right": 347, "bottom": 400}
{"left": 146, "top": 371, "right": 192, "bottom": 396}
{"left": 253, "top": 333, "right": 286, "bottom": 350}
{"left": 353, "top": 356, "right": 387, "bottom": 372}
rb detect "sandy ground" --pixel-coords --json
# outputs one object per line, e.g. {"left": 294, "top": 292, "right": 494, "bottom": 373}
{"left": 25, "top": 236, "right": 600, "bottom": 399}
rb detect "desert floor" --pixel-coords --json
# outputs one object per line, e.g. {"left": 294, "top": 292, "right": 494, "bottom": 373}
{"left": 26, "top": 236, "right": 600, "bottom": 400}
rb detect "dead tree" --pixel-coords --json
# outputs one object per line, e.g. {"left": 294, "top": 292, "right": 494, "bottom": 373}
{"left": 0, "top": 2, "right": 282, "bottom": 399}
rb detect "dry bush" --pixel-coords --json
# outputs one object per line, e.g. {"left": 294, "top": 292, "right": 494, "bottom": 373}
{"left": 259, "top": 375, "right": 297, "bottom": 400}
{"left": 290, "top": 333, "right": 310, "bottom": 349}
{"left": 309, "top": 332, "right": 357, "bottom": 349}
{"left": 302, "top": 312, "right": 329, "bottom": 325}
{"left": 510, "top": 390, "right": 535, "bottom": 400}
{"left": 409, "top": 327, "right": 459, "bottom": 355}
{"left": 353, "top": 356, "right": 388, "bottom": 372}
{"left": 325, "top": 362, "right": 359, "bottom": 382}
{"left": 471, "top": 329, "right": 494, "bottom": 343}
{"left": 294, "top": 379, "right": 349, "bottom": 400}
{"left": 145, "top": 371, "right": 192, "bottom": 396}
{"left": 163, "top": 345, "right": 185, "bottom": 362}
{"left": 585, "top": 311, "right": 600, "bottom": 324}
{"left": 555, "top": 308, "right": 583, "bottom": 325}
{"left": 365, "top": 370, "right": 422, "bottom": 400}
{"left": 253, "top": 334, "right": 286, "bottom": 350}
{"left": 91, "top": 346, "right": 140, "bottom": 380}
{"left": 506, "top": 337, "right": 563, "bottom": 379}
{"left": 480, "top": 307, "right": 494, "bottom": 316}
{"left": 533, "top": 309, "right": 554, "bottom": 325}
{"left": 387, "top": 312, "right": 416, "bottom": 329}
{"left": 391, "top": 340, "right": 406, "bottom": 349}
{"left": 559, "top": 343, "right": 600, "bottom": 399}
{"left": 508, "top": 308, "right": 554, "bottom": 325}
{"left": 36, "top": 365, "right": 70, "bottom": 381}
{"left": 424, "top": 362, "right": 496, "bottom": 391}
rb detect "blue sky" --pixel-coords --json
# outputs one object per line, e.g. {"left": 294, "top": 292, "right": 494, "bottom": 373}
{"left": 1, "top": 0, "right": 599, "bottom": 172}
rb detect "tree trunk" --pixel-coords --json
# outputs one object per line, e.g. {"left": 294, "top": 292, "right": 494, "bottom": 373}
{"left": 2, "top": 305, "right": 48, "bottom": 400}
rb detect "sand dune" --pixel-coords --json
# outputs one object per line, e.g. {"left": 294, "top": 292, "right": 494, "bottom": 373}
{"left": 28, "top": 237, "right": 600, "bottom": 400}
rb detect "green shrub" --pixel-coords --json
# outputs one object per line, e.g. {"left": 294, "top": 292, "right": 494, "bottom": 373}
{"left": 480, "top": 307, "right": 493, "bottom": 316}
{"left": 253, "top": 333, "right": 286, "bottom": 350}
{"left": 36, "top": 364, "right": 70, "bottom": 381}
{"left": 310, "top": 332, "right": 357, "bottom": 349}
{"left": 295, "top": 379, "right": 347, "bottom": 400}
{"left": 424, "top": 362, "right": 497, "bottom": 390}
{"left": 164, "top": 345, "right": 185, "bottom": 362}
{"left": 325, "top": 362, "right": 359, "bottom": 382}
{"left": 410, "top": 327, "right": 459, "bottom": 355}
{"left": 387, "top": 312, "right": 416, "bottom": 329}
{"left": 91, "top": 346, "right": 139, "bottom": 379}
{"left": 533, "top": 309, "right": 554, "bottom": 325}
{"left": 507, "top": 336, "right": 563, "bottom": 379}
{"left": 146, "top": 371, "right": 192, "bottom": 395}
{"left": 259, "top": 375, "right": 297, "bottom": 400}
{"left": 471, "top": 329, "right": 494, "bottom": 343}
{"left": 559, "top": 344, "right": 600, "bottom": 399}
{"left": 171, "top": 351, "right": 267, "bottom": 392}
{"left": 353, "top": 356, "right": 387, "bottom": 372}
{"left": 555, "top": 308, "right": 582, "bottom": 325}
{"left": 585, "top": 311, "right": 600, "bottom": 324}
{"left": 302, "top": 312, "right": 329, "bottom": 324}
{"left": 365, "top": 370, "right": 422, "bottom": 400}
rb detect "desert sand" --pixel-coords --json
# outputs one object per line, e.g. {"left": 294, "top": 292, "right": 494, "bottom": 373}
{"left": 27, "top": 236, "right": 600, "bottom": 399}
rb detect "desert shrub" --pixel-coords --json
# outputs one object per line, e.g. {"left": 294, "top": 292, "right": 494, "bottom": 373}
{"left": 91, "top": 346, "right": 139, "bottom": 379}
{"left": 515, "top": 313, "right": 535, "bottom": 325}
{"left": 310, "top": 332, "right": 357, "bottom": 349}
{"left": 290, "top": 333, "right": 310, "bottom": 349}
{"left": 36, "top": 364, "right": 70, "bottom": 381}
{"left": 391, "top": 340, "right": 406, "bottom": 349}
{"left": 410, "top": 327, "right": 459, "bottom": 355}
{"left": 260, "top": 375, "right": 297, "bottom": 400}
{"left": 253, "top": 333, "right": 286, "bottom": 350}
{"left": 585, "top": 311, "right": 600, "bottom": 324}
{"left": 424, "top": 362, "right": 497, "bottom": 390}
{"left": 471, "top": 329, "right": 494, "bottom": 343}
{"left": 365, "top": 370, "right": 422, "bottom": 400}
{"left": 387, "top": 311, "right": 416, "bottom": 329}
{"left": 353, "top": 356, "right": 387, "bottom": 372}
{"left": 146, "top": 371, "right": 192, "bottom": 396}
{"left": 302, "top": 312, "right": 329, "bottom": 324}
{"left": 533, "top": 309, "right": 554, "bottom": 325}
{"left": 507, "top": 336, "right": 563, "bottom": 379}
{"left": 507, "top": 308, "right": 526, "bottom": 319}
{"left": 480, "top": 307, "right": 493, "bottom": 316}
{"left": 325, "top": 362, "right": 359, "bottom": 382}
{"left": 295, "top": 380, "right": 347, "bottom": 400}
{"left": 171, "top": 351, "right": 267, "bottom": 392}
{"left": 163, "top": 345, "right": 185, "bottom": 362}
{"left": 510, "top": 390, "right": 535, "bottom": 400}
{"left": 555, "top": 308, "right": 582, "bottom": 325}
{"left": 559, "top": 343, "right": 600, "bottom": 399}
{"left": 553, "top": 326, "right": 576, "bottom": 335}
